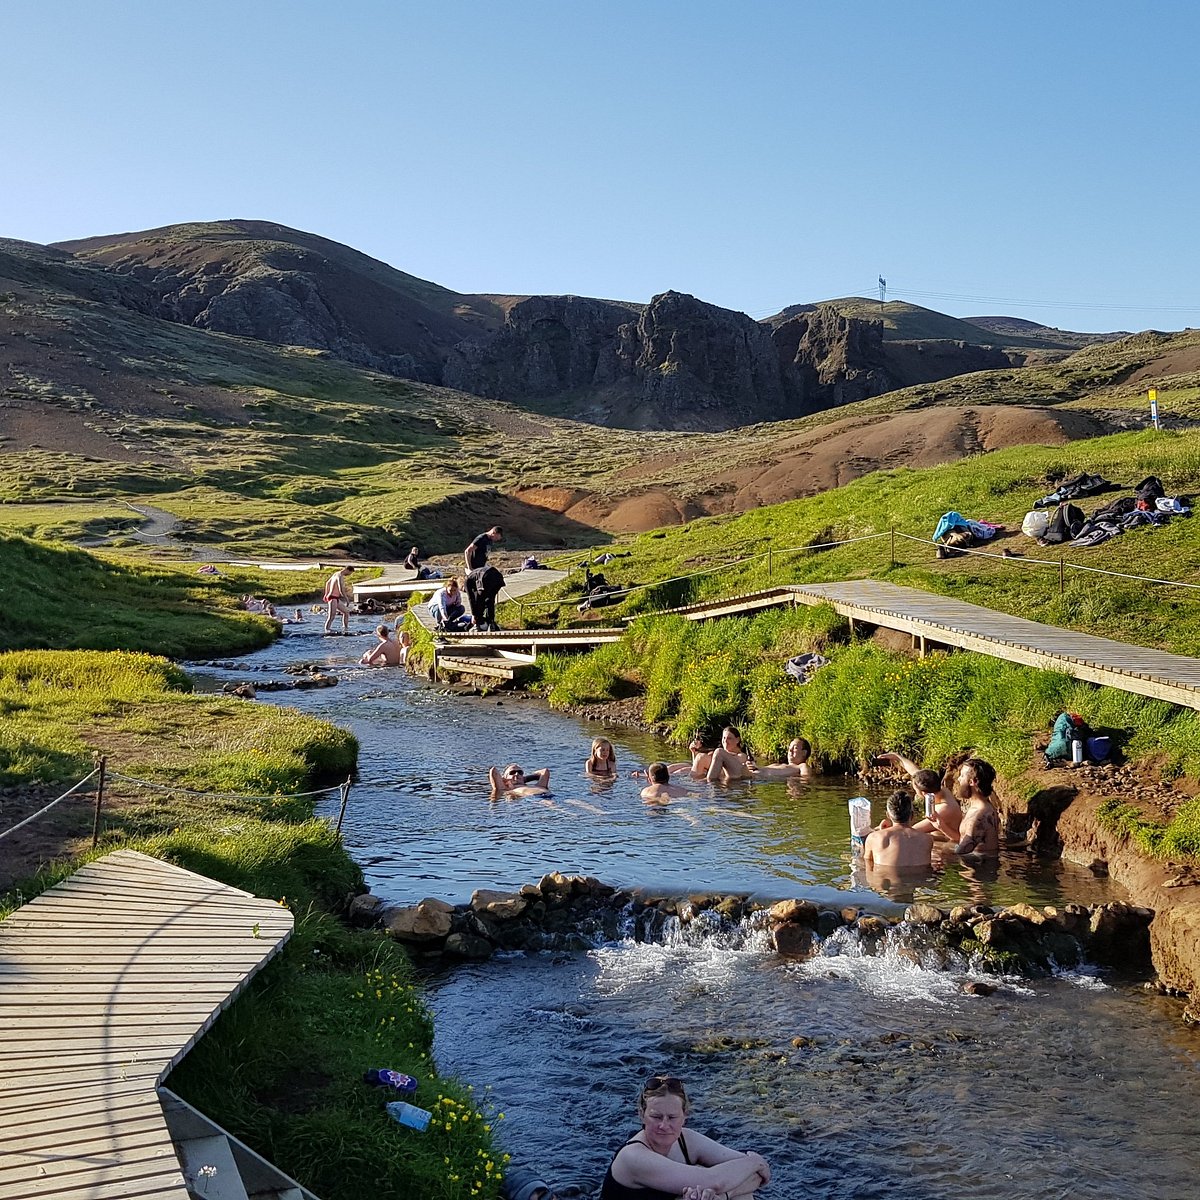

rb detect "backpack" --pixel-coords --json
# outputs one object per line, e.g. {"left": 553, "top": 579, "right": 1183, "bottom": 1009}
{"left": 1046, "top": 712, "right": 1089, "bottom": 760}
{"left": 1041, "top": 502, "right": 1085, "bottom": 545}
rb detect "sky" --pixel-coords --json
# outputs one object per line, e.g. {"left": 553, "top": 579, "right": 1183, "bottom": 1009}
{"left": 2, "top": 1, "right": 1198, "bottom": 333}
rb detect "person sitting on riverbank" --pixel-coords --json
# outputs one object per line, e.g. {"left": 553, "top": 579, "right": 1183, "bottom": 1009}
{"left": 600, "top": 1073, "right": 771, "bottom": 1199}
{"left": 751, "top": 737, "right": 811, "bottom": 779}
{"left": 360, "top": 624, "right": 404, "bottom": 667}
{"left": 640, "top": 763, "right": 700, "bottom": 804}
{"left": 586, "top": 737, "right": 619, "bottom": 778}
{"left": 946, "top": 757, "right": 1001, "bottom": 857}
{"left": 323, "top": 565, "right": 355, "bottom": 635}
{"left": 706, "top": 726, "right": 754, "bottom": 783}
{"left": 489, "top": 763, "right": 551, "bottom": 798}
{"left": 863, "top": 790, "right": 934, "bottom": 869}
{"left": 242, "top": 595, "right": 277, "bottom": 617}
{"left": 429, "top": 577, "right": 471, "bottom": 630}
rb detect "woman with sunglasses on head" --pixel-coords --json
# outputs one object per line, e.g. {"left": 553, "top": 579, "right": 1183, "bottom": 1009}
{"left": 601, "top": 1075, "right": 770, "bottom": 1200}
{"left": 488, "top": 763, "right": 551, "bottom": 798}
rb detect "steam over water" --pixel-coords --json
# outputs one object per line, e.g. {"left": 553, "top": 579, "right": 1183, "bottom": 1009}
{"left": 196, "top": 630, "right": 1200, "bottom": 1198}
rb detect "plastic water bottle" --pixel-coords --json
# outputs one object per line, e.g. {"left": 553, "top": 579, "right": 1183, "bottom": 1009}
{"left": 924, "top": 793, "right": 935, "bottom": 821}
{"left": 1071, "top": 738, "right": 1084, "bottom": 767}
{"left": 364, "top": 1068, "right": 418, "bottom": 1093}
{"left": 848, "top": 797, "right": 872, "bottom": 839}
{"left": 386, "top": 1101, "right": 432, "bottom": 1132}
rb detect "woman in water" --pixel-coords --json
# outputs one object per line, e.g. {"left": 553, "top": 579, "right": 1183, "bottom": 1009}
{"left": 586, "top": 737, "right": 619, "bottom": 777}
{"left": 488, "top": 763, "right": 551, "bottom": 798}
{"left": 601, "top": 1074, "right": 770, "bottom": 1199}
{"left": 705, "top": 726, "right": 754, "bottom": 783}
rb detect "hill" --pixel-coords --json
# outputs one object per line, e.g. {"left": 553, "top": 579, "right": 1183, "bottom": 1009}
{"left": 963, "top": 314, "right": 1128, "bottom": 349}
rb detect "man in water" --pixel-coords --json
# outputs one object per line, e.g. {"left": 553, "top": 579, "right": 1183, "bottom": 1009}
{"left": 946, "top": 757, "right": 1001, "bottom": 857}
{"left": 666, "top": 732, "right": 715, "bottom": 779}
{"left": 489, "top": 763, "right": 551, "bottom": 798}
{"left": 464, "top": 525, "right": 503, "bottom": 571}
{"left": 322, "top": 565, "right": 355, "bottom": 635}
{"left": 863, "top": 790, "right": 933, "bottom": 869}
{"left": 640, "top": 762, "right": 700, "bottom": 804}
{"left": 876, "top": 751, "right": 962, "bottom": 842}
{"left": 751, "top": 737, "right": 812, "bottom": 779}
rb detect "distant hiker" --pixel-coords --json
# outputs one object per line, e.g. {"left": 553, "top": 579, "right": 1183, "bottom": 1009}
{"left": 751, "top": 737, "right": 812, "bottom": 779}
{"left": 465, "top": 564, "right": 504, "bottom": 631}
{"left": 360, "top": 624, "right": 404, "bottom": 667}
{"left": 465, "top": 525, "right": 503, "bottom": 571}
{"left": 428, "top": 576, "right": 470, "bottom": 630}
{"left": 863, "top": 790, "right": 933, "bottom": 869}
{"left": 323, "top": 566, "right": 355, "bottom": 635}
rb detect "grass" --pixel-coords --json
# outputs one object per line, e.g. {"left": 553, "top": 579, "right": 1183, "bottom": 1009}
{"left": 0, "top": 647, "right": 506, "bottom": 1200}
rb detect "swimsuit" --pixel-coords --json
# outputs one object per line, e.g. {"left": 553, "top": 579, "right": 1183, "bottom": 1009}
{"left": 600, "top": 1133, "right": 693, "bottom": 1200}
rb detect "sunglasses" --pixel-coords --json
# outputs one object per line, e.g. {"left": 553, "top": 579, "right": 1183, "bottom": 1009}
{"left": 642, "top": 1074, "right": 685, "bottom": 1094}
{"left": 506, "top": 769, "right": 525, "bottom": 779}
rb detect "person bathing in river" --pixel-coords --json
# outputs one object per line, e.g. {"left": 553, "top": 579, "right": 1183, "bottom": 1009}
{"left": 489, "top": 763, "right": 551, "bottom": 798}
{"left": 863, "top": 790, "right": 934, "bottom": 870}
{"left": 705, "top": 726, "right": 754, "bottom": 783}
{"left": 322, "top": 565, "right": 355, "bottom": 635}
{"left": 600, "top": 1073, "right": 771, "bottom": 1200}
{"left": 640, "top": 763, "right": 700, "bottom": 804}
{"left": 945, "top": 757, "right": 1001, "bottom": 857}
{"left": 656, "top": 733, "right": 713, "bottom": 780}
{"left": 875, "top": 751, "right": 962, "bottom": 842}
{"left": 586, "top": 737, "right": 619, "bottom": 778}
{"left": 750, "top": 737, "right": 811, "bottom": 780}
{"left": 360, "top": 624, "right": 404, "bottom": 667}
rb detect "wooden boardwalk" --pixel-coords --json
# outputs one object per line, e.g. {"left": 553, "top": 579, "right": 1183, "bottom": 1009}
{"left": 790, "top": 580, "right": 1200, "bottom": 709}
{"left": 356, "top": 566, "right": 567, "bottom": 604}
{"left": 0, "top": 850, "right": 295, "bottom": 1200}
{"left": 624, "top": 586, "right": 798, "bottom": 624}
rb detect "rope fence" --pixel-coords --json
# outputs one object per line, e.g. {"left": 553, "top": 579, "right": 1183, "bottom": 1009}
{"left": 0, "top": 768, "right": 101, "bottom": 844}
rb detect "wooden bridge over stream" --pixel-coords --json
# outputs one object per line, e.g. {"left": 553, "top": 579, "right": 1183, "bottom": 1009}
{"left": 422, "top": 576, "right": 1200, "bottom": 709}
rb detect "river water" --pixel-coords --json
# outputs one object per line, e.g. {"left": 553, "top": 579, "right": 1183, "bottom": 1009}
{"left": 196, "top": 628, "right": 1200, "bottom": 1199}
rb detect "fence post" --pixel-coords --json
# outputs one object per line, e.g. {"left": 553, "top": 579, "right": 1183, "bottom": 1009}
{"left": 91, "top": 756, "right": 107, "bottom": 849}
{"left": 1059, "top": 556, "right": 1065, "bottom": 595}
{"left": 767, "top": 548, "right": 773, "bottom": 581}
{"left": 889, "top": 528, "right": 896, "bottom": 568}
{"left": 335, "top": 775, "right": 353, "bottom": 834}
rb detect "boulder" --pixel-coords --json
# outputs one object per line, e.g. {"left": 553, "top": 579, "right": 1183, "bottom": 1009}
{"left": 772, "top": 924, "right": 816, "bottom": 957}
{"left": 470, "top": 888, "right": 528, "bottom": 921}
{"left": 1086, "top": 902, "right": 1154, "bottom": 970}
{"left": 382, "top": 898, "right": 454, "bottom": 943}
{"left": 768, "top": 898, "right": 820, "bottom": 927}
{"left": 347, "top": 893, "right": 383, "bottom": 927}
{"left": 443, "top": 933, "right": 494, "bottom": 961}
{"left": 904, "top": 903, "right": 944, "bottom": 925}
{"left": 1005, "top": 903, "right": 1047, "bottom": 926}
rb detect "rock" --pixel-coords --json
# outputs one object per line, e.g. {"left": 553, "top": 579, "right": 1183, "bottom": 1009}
{"left": 904, "top": 903, "right": 944, "bottom": 925}
{"left": 470, "top": 888, "right": 528, "bottom": 921}
{"left": 816, "top": 909, "right": 844, "bottom": 937}
{"left": 382, "top": 897, "right": 454, "bottom": 943}
{"left": 773, "top": 924, "right": 816, "bottom": 957}
{"left": 443, "top": 933, "right": 494, "bottom": 961}
{"left": 840, "top": 906, "right": 861, "bottom": 924}
{"left": 961, "top": 980, "right": 997, "bottom": 997}
{"left": 1004, "top": 903, "right": 1047, "bottom": 926}
{"left": 949, "top": 905, "right": 974, "bottom": 924}
{"left": 768, "top": 898, "right": 820, "bottom": 926}
{"left": 856, "top": 916, "right": 890, "bottom": 941}
{"left": 222, "top": 681, "right": 257, "bottom": 699}
{"left": 347, "top": 893, "right": 383, "bottom": 926}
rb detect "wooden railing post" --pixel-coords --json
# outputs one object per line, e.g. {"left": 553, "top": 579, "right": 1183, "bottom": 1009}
{"left": 91, "top": 756, "right": 107, "bottom": 849}
{"left": 1059, "top": 556, "right": 1065, "bottom": 595}
{"left": 335, "top": 775, "right": 353, "bottom": 834}
{"left": 889, "top": 528, "right": 896, "bottom": 568}
{"left": 767, "top": 548, "right": 773, "bottom": 581}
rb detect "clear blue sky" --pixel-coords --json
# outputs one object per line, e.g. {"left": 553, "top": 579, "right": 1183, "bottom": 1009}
{"left": 3, "top": 1, "right": 1197, "bottom": 332}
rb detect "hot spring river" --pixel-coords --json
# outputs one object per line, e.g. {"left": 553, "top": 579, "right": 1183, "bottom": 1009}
{"left": 195, "top": 628, "right": 1200, "bottom": 1199}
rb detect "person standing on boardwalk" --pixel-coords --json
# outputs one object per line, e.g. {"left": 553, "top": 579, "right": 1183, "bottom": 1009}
{"left": 465, "top": 526, "right": 503, "bottom": 571}
{"left": 322, "top": 565, "right": 355, "bottom": 635}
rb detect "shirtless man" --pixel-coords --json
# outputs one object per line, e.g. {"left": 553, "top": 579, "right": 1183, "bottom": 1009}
{"left": 640, "top": 762, "right": 700, "bottom": 804}
{"left": 360, "top": 624, "right": 404, "bottom": 666}
{"left": 751, "top": 737, "right": 812, "bottom": 780}
{"left": 488, "top": 763, "right": 551, "bottom": 798}
{"left": 705, "top": 726, "right": 754, "bottom": 783}
{"left": 876, "top": 751, "right": 962, "bottom": 842}
{"left": 863, "top": 791, "right": 934, "bottom": 869}
{"left": 947, "top": 758, "right": 1001, "bottom": 857}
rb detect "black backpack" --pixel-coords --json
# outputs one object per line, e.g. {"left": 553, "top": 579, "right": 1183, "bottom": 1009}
{"left": 1041, "top": 502, "right": 1085, "bottom": 544}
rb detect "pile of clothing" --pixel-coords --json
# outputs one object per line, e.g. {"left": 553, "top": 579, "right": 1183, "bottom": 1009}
{"left": 1032, "top": 472, "right": 1116, "bottom": 508}
{"left": 1069, "top": 476, "right": 1190, "bottom": 548}
{"left": 785, "top": 652, "right": 829, "bottom": 684}
{"left": 932, "top": 511, "right": 1002, "bottom": 555}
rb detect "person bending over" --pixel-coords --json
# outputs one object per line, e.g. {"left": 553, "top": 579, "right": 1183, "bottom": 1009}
{"left": 429, "top": 577, "right": 470, "bottom": 630}
{"left": 601, "top": 1074, "right": 770, "bottom": 1200}
{"left": 489, "top": 763, "right": 551, "bottom": 798}
{"left": 466, "top": 565, "right": 505, "bottom": 632}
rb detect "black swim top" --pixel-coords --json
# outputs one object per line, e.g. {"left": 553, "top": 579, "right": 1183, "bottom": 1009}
{"left": 599, "top": 1132, "right": 693, "bottom": 1200}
